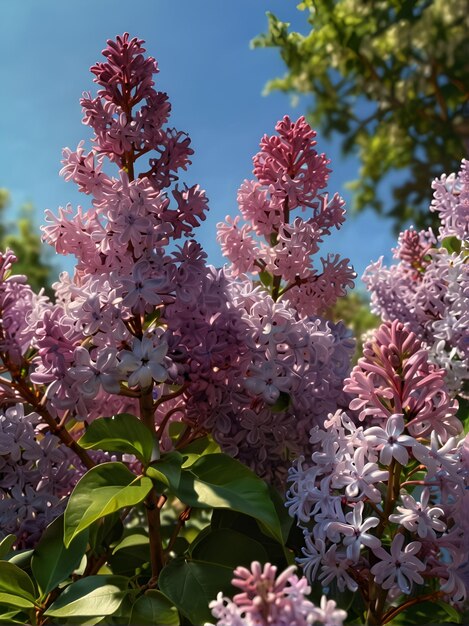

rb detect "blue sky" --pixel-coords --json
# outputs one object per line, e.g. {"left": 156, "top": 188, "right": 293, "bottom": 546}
{"left": 0, "top": 0, "right": 397, "bottom": 288}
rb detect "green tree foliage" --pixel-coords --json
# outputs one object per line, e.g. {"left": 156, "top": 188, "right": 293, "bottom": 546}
{"left": 253, "top": 0, "right": 469, "bottom": 231}
{"left": 0, "top": 189, "right": 54, "bottom": 296}
{"left": 325, "top": 291, "right": 380, "bottom": 362}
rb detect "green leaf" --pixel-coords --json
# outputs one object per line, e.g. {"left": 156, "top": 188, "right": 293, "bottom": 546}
{"left": 388, "top": 598, "right": 462, "bottom": 624}
{"left": 64, "top": 462, "right": 153, "bottom": 547}
{"left": 179, "top": 435, "right": 221, "bottom": 465}
{"left": 78, "top": 413, "right": 157, "bottom": 464}
{"left": 259, "top": 270, "right": 273, "bottom": 288}
{"left": 172, "top": 453, "right": 284, "bottom": 543}
{"left": 129, "top": 590, "right": 179, "bottom": 625}
{"left": 0, "top": 610, "right": 30, "bottom": 625}
{"left": 0, "top": 593, "right": 34, "bottom": 610}
{"left": 44, "top": 575, "right": 128, "bottom": 618}
{"left": 31, "top": 514, "right": 89, "bottom": 598}
{"left": 441, "top": 235, "right": 462, "bottom": 255}
{"left": 7, "top": 550, "right": 33, "bottom": 570}
{"left": 270, "top": 391, "right": 290, "bottom": 413}
{"left": 0, "top": 535, "right": 16, "bottom": 560}
{"left": 109, "top": 533, "right": 151, "bottom": 577}
{"left": 159, "top": 558, "right": 234, "bottom": 624}
{"left": 190, "top": 528, "right": 269, "bottom": 568}
{"left": 146, "top": 451, "right": 183, "bottom": 489}
{"left": 0, "top": 562, "right": 36, "bottom": 602}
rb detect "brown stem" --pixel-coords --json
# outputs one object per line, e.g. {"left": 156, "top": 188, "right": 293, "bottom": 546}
{"left": 139, "top": 386, "right": 165, "bottom": 579}
{"left": 154, "top": 384, "right": 188, "bottom": 412}
{"left": 165, "top": 506, "right": 192, "bottom": 556}
{"left": 366, "top": 459, "right": 402, "bottom": 625}
{"left": 11, "top": 376, "right": 95, "bottom": 470}
{"left": 156, "top": 406, "right": 186, "bottom": 439}
{"left": 382, "top": 591, "right": 444, "bottom": 624}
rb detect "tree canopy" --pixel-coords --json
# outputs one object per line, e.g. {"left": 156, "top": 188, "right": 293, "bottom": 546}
{"left": 253, "top": 0, "right": 469, "bottom": 231}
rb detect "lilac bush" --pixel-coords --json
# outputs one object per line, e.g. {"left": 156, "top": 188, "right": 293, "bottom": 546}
{"left": 0, "top": 30, "right": 467, "bottom": 626}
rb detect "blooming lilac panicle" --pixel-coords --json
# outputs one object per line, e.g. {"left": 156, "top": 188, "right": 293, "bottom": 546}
{"left": 0, "top": 32, "right": 357, "bottom": 547}
{"left": 431, "top": 159, "right": 469, "bottom": 242}
{"left": 205, "top": 561, "right": 347, "bottom": 626}
{"left": 364, "top": 159, "right": 469, "bottom": 396}
{"left": 344, "top": 320, "right": 460, "bottom": 440}
{"left": 287, "top": 319, "right": 469, "bottom": 614}
{"left": 217, "top": 115, "right": 355, "bottom": 317}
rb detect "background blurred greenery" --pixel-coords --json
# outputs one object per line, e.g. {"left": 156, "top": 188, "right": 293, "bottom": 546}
{"left": 0, "top": 189, "right": 54, "bottom": 296}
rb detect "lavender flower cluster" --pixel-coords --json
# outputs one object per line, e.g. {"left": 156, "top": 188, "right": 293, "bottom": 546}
{"left": 363, "top": 159, "right": 469, "bottom": 397}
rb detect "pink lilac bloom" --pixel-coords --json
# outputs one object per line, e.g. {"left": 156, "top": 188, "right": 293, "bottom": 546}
{"left": 217, "top": 115, "right": 355, "bottom": 318}
{"left": 344, "top": 320, "right": 461, "bottom": 440}
{"left": 206, "top": 561, "right": 347, "bottom": 626}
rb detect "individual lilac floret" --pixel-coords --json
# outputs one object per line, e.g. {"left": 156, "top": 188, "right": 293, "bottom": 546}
{"left": 364, "top": 413, "right": 415, "bottom": 466}
{"left": 370, "top": 534, "right": 425, "bottom": 595}
{"left": 205, "top": 561, "right": 347, "bottom": 626}
{"left": 389, "top": 488, "right": 446, "bottom": 539}
{"left": 118, "top": 335, "right": 170, "bottom": 388}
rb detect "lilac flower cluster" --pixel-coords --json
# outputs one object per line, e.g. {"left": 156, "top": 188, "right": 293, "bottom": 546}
{"left": 206, "top": 561, "right": 347, "bottom": 626}
{"left": 0, "top": 405, "right": 75, "bottom": 547}
{"left": 218, "top": 116, "right": 355, "bottom": 317}
{"left": 287, "top": 320, "right": 468, "bottom": 622}
{"left": 363, "top": 159, "right": 469, "bottom": 396}
{"left": 0, "top": 33, "right": 356, "bottom": 540}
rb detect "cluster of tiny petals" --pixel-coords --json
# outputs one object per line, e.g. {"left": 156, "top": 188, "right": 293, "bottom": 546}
{"left": 430, "top": 159, "right": 469, "bottom": 241}
{"left": 0, "top": 405, "right": 76, "bottom": 547}
{"left": 344, "top": 320, "right": 460, "bottom": 440}
{"left": 206, "top": 561, "right": 347, "bottom": 626}
{"left": 364, "top": 159, "right": 469, "bottom": 396}
{"left": 217, "top": 115, "right": 355, "bottom": 317}
{"left": 287, "top": 320, "right": 468, "bottom": 607}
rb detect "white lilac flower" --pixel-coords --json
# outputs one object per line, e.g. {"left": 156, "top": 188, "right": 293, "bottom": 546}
{"left": 334, "top": 448, "right": 388, "bottom": 503}
{"left": 412, "top": 430, "right": 459, "bottom": 478}
{"left": 364, "top": 413, "right": 415, "bottom": 466}
{"left": 370, "top": 534, "right": 425, "bottom": 594}
{"left": 310, "top": 596, "right": 348, "bottom": 626}
{"left": 326, "top": 501, "right": 381, "bottom": 561}
{"left": 319, "top": 543, "right": 358, "bottom": 592}
{"left": 389, "top": 488, "right": 446, "bottom": 538}
{"left": 118, "top": 336, "right": 168, "bottom": 388}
